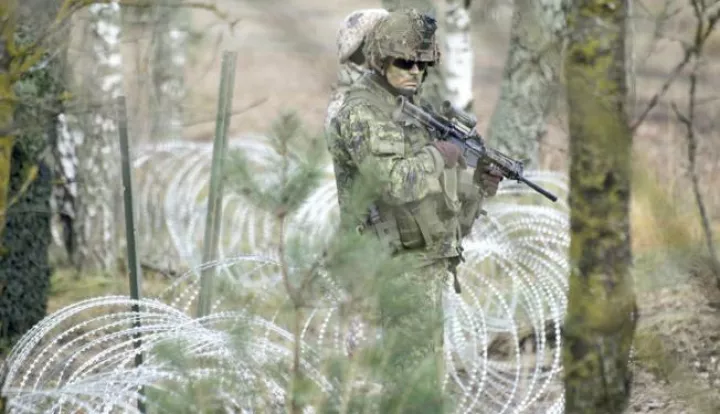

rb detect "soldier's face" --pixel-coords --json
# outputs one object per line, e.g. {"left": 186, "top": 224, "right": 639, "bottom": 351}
{"left": 385, "top": 58, "right": 427, "bottom": 94}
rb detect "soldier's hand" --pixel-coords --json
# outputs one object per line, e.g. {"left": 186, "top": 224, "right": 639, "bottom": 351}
{"left": 474, "top": 162, "right": 504, "bottom": 196}
{"left": 431, "top": 141, "right": 465, "bottom": 169}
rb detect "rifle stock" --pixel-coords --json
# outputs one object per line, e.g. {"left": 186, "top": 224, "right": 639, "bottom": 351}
{"left": 394, "top": 96, "right": 558, "bottom": 203}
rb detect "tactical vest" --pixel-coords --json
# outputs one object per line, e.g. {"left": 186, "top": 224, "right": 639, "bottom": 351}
{"left": 338, "top": 85, "right": 475, "bottom": 262}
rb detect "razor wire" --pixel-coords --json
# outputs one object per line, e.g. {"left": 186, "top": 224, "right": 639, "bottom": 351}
{"left": 3, "top": 135, "right": 570, "bottom": 413}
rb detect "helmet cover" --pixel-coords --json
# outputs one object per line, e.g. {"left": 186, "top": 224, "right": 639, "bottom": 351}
{"left": 364, "top": 9, "right": 440, "bottom": 71}
{"left": 337, "top": 9, "right": 390, "bottom": 64}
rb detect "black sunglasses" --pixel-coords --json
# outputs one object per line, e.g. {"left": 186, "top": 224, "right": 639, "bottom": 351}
{"left": 391, "top": 58, "right": 429, "bottom": 71}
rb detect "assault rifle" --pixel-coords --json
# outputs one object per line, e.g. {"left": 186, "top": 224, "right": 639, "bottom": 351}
{"left": 394, "top": 96, "right": 558, "bottom": 203}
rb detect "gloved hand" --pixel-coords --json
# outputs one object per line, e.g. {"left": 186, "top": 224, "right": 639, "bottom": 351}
{"left": 473, "top": 160, "right": 504, "bottom": 196}
{"left": 431, "top": 141, "right": 466, "bottom": 169}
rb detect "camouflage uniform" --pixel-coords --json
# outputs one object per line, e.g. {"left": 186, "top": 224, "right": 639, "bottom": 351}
{"left": 325, "top": 9, "right": 486, "bottom": 400}
{"left": 325, "top": 9, "right": 390, "bottom": 357}
{"left": 324, "top": 9, "right": 389, "bottom": 135}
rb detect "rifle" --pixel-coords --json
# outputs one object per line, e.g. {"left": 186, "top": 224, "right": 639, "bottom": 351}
{"left": 394, "top": 96, "right": 558, "bottom": 203}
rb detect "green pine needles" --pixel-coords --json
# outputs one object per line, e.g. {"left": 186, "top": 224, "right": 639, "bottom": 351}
{"left": 218, "top": 111, "right": 451, "bottom": 413}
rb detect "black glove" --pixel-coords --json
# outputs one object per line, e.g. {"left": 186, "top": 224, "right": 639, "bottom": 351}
{"left": 473, "top": 160, "right": 503, "bottom": 196}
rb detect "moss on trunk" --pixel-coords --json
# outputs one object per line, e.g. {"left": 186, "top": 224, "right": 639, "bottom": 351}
{"left": 0, "top": 24, "right": 17, "bottom": 254}
{"left": 0, "top": 2, "right": 63, "bottom": 351}
{"left": 562, "top": 1, "right": 638, "bottom": 413}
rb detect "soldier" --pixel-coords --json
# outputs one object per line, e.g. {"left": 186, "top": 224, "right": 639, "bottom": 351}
{"left": 324, "top": 8, "right": 389, "bottom": 136}
{"left": 325, "top": 8, "right": 503, "bottom": 409}
{"left": 325, "top": 9, "right": 390, "bottom": 359}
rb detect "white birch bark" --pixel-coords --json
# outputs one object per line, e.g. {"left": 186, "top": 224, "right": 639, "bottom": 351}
{"left": 483, "top": 0, "right": 569, "bottom": 167}
{"left": 150, "top": 3, "right": 188, "bottom": 141}
{"left": 50, "top": 114, "right": 80, "bottom": 257}
{"left": 48, "top": 16, "right": 78, "bottom": 258}
{"left": 65, "top": 2, "right": 124, "bottom": 271}
{"left": 443, "top": 0, "right": 474, "bottom": 111}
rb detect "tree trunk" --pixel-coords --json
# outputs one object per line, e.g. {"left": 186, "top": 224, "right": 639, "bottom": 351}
{"left": 149, "top": 1, "right": 188, "bottom": 141}
{"left": 66, "top": 2, "right": 124, "bottom": 272}
{"left": 562, "top": 1, "right": 637, "bottom": 413}
{"left": 49, "top": 27, "right": 78, "bottom": 263}
{"left": 484, "top": 0, "right": 569, "bottom": 167}
{"left": 0, "top": 0, "right": 61, "bottom": 348}
{"left": 0, "top": 0, "right": 57, "bottom": 253}
{"left": 442, "top": 0, "right": 473, "bottom": 111}
{"left": 51, "top": 114, "right": 80, "bottom": 260}
{"left": 0, "top": 9, "right": 18, "bottom": 254}
{"left": 0, "top": 150, "right": 53, "bottom": 349}
{"left": 120, "top": 0, "right": 187, "bottom": 143}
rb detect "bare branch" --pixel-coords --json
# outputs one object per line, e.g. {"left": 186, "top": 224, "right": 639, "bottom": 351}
{"left": 14, "top": 0, "right": 239, "bottom": 68}
{"left": 115, "top": 0, "right": 239, "bottom": 25}
{"left": 671, "top": 97, "right": 719, "bottom": 279}
{"left": 669, "top": 0, "right": 720, "bottom": 283}
{"left": 140, "top": 261, "right": 179, "bottom": 279}
{"left": 670, "top": 100, "right": 690, "bottom": 126}
{"left": 630, "top": 0, "right": 720, "bottom": 132}
{"left": 630, "top": 52, "right": 692, "bottom": 132}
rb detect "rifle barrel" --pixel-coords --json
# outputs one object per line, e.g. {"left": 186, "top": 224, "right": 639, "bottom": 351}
{"left": 516, "top": 176, "right": 558, "bottom": 202}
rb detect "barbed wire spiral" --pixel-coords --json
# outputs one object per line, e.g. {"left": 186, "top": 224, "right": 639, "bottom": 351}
{"left": 2, "top": 136, "right": 570, "bottom": 413}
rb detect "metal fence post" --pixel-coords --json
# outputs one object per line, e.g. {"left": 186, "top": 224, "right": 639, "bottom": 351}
{"left": 196, "top": 51, "right": 237, "bottom": 317}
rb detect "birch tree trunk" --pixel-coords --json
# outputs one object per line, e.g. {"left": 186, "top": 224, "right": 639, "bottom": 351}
{"left": 562, "top": 0, "right": 637, "bottom": 411}
{"left": 68, "top": 2, "right": 124, "bottom": 271}
{"left": 48, "top": 26, "right": 78, "bottom": 260}
{"left": 443, "top": 0, "right": 473, "bottom": 111}
{"left": 149, "top": 2, "right": 188, "bottom": 141}
{"left": 483, "top": 0, "right": 569, "bottom": 167}
{"left": 51, "top": 114, "right": 80, "bottom": 259}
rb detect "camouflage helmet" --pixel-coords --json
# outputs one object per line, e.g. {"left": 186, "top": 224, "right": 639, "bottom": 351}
{"left": 336, "top": 9, "right": 389, "bottom": 64}
{"left": 364, "top": 9, "right": 440, "bottom": 71}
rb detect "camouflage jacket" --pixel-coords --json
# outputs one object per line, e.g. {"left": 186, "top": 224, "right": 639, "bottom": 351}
{"left": 326, "top": 72, "right": 484, "bottom": 265}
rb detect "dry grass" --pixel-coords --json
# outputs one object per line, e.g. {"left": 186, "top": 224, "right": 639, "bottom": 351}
{"left": 631, "top": 157, "right": 720, "bottom": 254}
{"left": 47, "top": 268, "right": 173, "bottom": 314}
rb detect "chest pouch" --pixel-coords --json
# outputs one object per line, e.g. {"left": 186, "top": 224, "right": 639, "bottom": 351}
{"left": 394, "top": 195, "right": 448, "bottom": 250}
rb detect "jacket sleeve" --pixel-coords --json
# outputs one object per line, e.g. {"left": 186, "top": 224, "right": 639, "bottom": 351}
{"left": 457, "top": 167, "right": 485, "bottom": 237}
{"left": 337, "top": 103, "right": 446, "bottom": 205}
